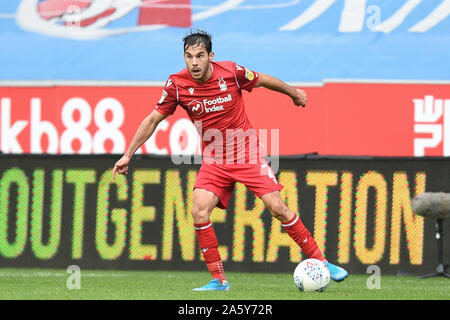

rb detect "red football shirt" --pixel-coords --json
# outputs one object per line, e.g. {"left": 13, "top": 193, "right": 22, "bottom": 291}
{"left": 155, "top": 61, "right": 261, "bottom": 164}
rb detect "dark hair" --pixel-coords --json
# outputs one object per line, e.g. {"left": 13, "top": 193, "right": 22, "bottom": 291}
{"left": 183, "top": 29, "right": 212, "bottom": 53}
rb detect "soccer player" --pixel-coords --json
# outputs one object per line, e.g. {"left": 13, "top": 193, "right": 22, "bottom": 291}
{"left": 112, "top": 30, "right": 348, "bottom": 291}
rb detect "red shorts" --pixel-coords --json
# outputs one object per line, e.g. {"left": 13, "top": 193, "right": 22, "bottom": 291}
{"left": 194, "top": 159, "right": 284, "bottom": 209}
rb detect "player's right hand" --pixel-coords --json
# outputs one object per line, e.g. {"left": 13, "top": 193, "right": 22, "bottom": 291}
{"left": 112, "top": 155, "right": 131, "bottom": 179}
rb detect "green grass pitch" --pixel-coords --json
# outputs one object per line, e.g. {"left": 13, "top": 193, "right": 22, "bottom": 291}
{"left": 0, "top": 268, "right": 449, "bottom": 300}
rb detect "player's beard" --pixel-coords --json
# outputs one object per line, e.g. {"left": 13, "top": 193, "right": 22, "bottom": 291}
{"left": 190, "top": 68, "right": 207, "bottom": 82}
{"left": 190, "top": 62, "right": 212, "bottom": 83}
{"left": 190, "top": 69, "right": 203, "bottom": 80}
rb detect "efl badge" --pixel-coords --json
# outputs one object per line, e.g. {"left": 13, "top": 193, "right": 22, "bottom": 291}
{"left": 245, "top": 68, "right": 255, "bottom": 81}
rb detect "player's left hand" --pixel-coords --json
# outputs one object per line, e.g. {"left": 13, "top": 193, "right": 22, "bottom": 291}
{"left": 292, "top": 89, "right": 307, "bottom": 107}
{"left": 112, "top": 155, "right": 130, "bottom": 179}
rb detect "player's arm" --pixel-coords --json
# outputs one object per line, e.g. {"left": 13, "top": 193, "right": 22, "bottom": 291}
{"left": 255, "top": 72, "right": 307, "bottom": 107}
{"left": 112, "top": 110, "right": 167, "bottom": 178}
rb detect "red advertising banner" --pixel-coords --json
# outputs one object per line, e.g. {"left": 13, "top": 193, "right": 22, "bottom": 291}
{"left": 0, "top": 81, "right": 449, "bottom": 156}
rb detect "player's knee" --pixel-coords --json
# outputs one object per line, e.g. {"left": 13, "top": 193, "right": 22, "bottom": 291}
{"left": 191, "top": 203, "right": 211, "bottom": 224}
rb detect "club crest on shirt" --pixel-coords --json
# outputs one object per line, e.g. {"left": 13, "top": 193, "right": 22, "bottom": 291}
{"left": 218, "top": 78, "right": 227, "bottom": 91}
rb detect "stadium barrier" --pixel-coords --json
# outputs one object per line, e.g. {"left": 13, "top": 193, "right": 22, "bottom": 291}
{"left": 1, "top": 82, "right": 450, "bottom": 157}
{"left": 0, "top": 154, "right": 449, "bottom": 275}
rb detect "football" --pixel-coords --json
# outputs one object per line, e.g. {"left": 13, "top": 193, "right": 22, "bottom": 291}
{"left": 293, "top": 258, "right": 330, "bottom": 292}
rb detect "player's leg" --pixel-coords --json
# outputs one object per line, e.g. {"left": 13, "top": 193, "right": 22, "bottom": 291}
{"left": 191, "top": 188, "right": 230, "bottom": 291}
{"left": 260, "top": 191, "right": 325, "bottom": 261}
{"left": 260, "top": 191, "right": 348, "bottom": 281}
{"left": 233, "top": 159, "right": 325, "bottom": 260}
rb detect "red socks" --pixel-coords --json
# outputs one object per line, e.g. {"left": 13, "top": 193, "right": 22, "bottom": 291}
{"left": 194, "top": 221, "right": 226, "bottom": 283}
{"left": 282, "top": 214, "right": 325, "bottom": 261}
{"left": 195, "top": 215, "right": 324, "bottom": 281}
